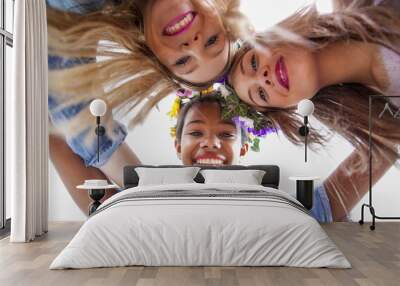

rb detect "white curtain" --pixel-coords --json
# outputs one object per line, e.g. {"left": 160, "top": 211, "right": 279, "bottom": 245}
{"left": 8, "top": 0, "right": 49, "bottom": 242}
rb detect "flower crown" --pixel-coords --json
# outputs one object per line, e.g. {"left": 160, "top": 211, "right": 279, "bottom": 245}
{"left": 167, "top": 83, "right": 277, "bottom": 152}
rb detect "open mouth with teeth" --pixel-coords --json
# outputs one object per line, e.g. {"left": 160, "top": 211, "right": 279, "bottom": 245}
{"left": 194, "top": 154, "right": 226, "bottom": 166}
{"left": 163, "top": 11, "right": 197, "bottom": 36}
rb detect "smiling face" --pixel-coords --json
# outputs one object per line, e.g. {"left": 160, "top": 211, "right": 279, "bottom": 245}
{"left": 144, "top": 0, "right": 230, "bottom": 85}
{"left": 175, "top": 102, "right": 247, "bottom": 166}
{"left": 230, "top": 44, "right": 320, "bottom": 109}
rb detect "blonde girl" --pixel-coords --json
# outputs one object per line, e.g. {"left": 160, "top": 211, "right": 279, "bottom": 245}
{"left": 47, "top": 0, "right": 251, "bottom": 126}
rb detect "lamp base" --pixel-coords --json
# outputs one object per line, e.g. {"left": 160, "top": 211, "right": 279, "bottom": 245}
{"left": 296, "top": 180, "right": 313, "bottom": 210}
{"left": 88, "top": 188, "right": 106, "bottom": 215}
{"left": 298, "top": 126, "right": 309, "bottom": 137}
{"left": 95, "top": 125, "right": 106, "bottom": 136}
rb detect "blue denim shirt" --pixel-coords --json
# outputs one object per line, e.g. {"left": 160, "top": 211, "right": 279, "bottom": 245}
{"left": 310, "top": 184, "right": 333, "bottom": 223}
{"left": 48, "top": 0, "right": 127, "bottom": 167}
{"left": 47, "top": 0, "right": 106, "bottom": 13}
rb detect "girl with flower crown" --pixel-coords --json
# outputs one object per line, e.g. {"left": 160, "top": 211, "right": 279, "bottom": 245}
{"left": 173, "top": 95, "right": 251, "bottom": 166}
{"left": 228, "top": 0, "right": 400, "bottom": 221}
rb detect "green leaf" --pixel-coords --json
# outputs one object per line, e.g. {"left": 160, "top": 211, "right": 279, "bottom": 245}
{"left": 251, "top": 138, "right": 260, "bottom": 152}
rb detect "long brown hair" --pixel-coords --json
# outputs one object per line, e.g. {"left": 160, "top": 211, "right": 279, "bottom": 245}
{"left": 230, "top": 2, "right": 400, "bottom": 169}
{"left": 47, "top": 0, "right": 251, "bottom": 128}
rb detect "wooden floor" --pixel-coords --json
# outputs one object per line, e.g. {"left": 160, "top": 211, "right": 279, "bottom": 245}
{"left": 0, "top": 222, "right": 399, "bottom": 286}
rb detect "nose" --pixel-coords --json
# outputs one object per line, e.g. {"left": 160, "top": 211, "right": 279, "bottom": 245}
{"left": 181, "top": 32, "right": 201, "bottom": 50}
{"left": 200, "top": 135, "right": 221, "bottom": 149}
{"left": 258, "top": 67, "right": 273, "bottom": 87}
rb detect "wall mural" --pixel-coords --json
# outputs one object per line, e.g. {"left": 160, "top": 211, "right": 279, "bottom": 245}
{"left": 47, "top": 0, "right": 400, "bottom": 222}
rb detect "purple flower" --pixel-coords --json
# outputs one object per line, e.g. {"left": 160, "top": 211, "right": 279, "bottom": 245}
{"left": 216, "top": 73, "right": 229, "bottom": 85}
{"left": 177, "top": 88, "right": 193, "bottom": 98}
{"left": 234, "top": 116, "right": 278, "bottom": 137}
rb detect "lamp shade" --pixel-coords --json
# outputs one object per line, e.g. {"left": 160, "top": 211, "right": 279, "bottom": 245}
{"left": 297, "top": 99, "right": 315, "bottom": 117}
{"left": 89, "top": 99, "right": 107, "bottom": 117}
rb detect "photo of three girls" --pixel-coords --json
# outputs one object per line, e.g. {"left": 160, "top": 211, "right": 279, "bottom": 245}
{"left": 46, "top": 0, "right": 400, "bottom": 222}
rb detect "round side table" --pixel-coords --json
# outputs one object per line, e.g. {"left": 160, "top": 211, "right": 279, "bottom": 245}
{"left": 289, "top": 176, "right": 320, "bottom": 210}
{"left": 77, "top": 184, "right": 118, "bottom": 215}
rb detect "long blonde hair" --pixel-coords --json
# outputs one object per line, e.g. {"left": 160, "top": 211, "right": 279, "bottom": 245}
{"left": 231, "top": 1, "right": 400, "bottom": 168}
{"left": 47, "top": 0, "right": 251, "bottom": 127}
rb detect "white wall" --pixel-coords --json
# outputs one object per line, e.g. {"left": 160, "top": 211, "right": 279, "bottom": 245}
{"left": 49, "top": 162, "right": 87, "bottom": 221}
{"left": 240, "top": 0, "right": 333, "bottom": 30}
{"left": 48, "top": 0, "right": 400, "bottom": 221}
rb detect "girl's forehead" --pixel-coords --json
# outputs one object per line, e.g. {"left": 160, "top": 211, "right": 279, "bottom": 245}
{"left": 192, "top": 101, "right": 220, "bottom": 110}
{"left": 185, "top": 102, "right": 220, "bottom": 119}
{"left": 184, "top": 102, "right": 235, "bottom": 127}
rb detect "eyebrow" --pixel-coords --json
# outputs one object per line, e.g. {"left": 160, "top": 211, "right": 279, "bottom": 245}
{"left": 186, "top": 119, "right": 205, "bottom": 126}
{"left": 248, "top": 89, "right": 257, "bottom": 106}
{"left": 240, "top": 56, "right": 245, "bottom": 76}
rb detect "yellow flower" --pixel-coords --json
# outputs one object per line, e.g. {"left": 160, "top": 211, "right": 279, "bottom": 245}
{"left": 170, "top": 127, "right": 177, "bottom": 138}
{"left": 167, "top": 97, "right": 181, "bottom": 119}
{"left": 200, "top": 86, "right": 214, "bottom": 95}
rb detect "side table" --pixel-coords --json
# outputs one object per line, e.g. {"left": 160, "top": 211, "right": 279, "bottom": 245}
{"left": 289, "top": 176, "right": 320, "bottom": 210}
{"left": 77, "top": 184, "right": 118, "bottom": 215}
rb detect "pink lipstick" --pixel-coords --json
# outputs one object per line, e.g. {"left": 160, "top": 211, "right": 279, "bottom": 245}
{"left": 163, "top": 11, "right": 197, "bottom": 36}
{"left": 275, "top": 56, "right": 290, "bottom": 90}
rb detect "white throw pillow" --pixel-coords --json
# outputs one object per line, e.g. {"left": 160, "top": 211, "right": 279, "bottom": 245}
{"left": 200, "top": 169, "right": 266, "bottom": 185}
{"left": 135, "top": 167, "right": 201, "bottom": 186}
